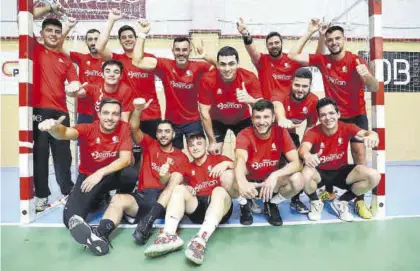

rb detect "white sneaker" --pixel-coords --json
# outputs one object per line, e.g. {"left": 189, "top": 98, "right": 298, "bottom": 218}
{"left": 185, "top": 236, "right": 206, "bottom": 265}
{"left": 331, "top": 200, "right": 354, "bottom": 222}
{"left": 60, "top": 195, "right": 69, "bottom": 205}
{"left": 250, "top": 199, "right": 262, "bottom": 214}
{"left": 308, "top": 200, "right": 324, "bottom": 221}
{"left": 144, "top": 232, "right": 184, "bottom": 258}
{"left": 35, "top": 197, "right": 48, "bottom": 212}
{"left": 270, "top": 193, "right": 287, "bottom": 205}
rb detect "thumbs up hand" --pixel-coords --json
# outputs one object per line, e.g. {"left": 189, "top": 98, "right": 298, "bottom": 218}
{"left": 159, "top": 157, "right": 171, "bottom": 179}
{"left": 356, "top": 59, "right": 371, "bottom": 78}
{"left": 38, "top": 116, "right": 66, "bottom": 132}
{"left": 236, "top": 82, "right": 255, "bottom": 104}
{"left": 304, "top": 148, "right": 323, "bottom": 168}
{"left": 65, "top": 82, "right": 88, "bottom": 95}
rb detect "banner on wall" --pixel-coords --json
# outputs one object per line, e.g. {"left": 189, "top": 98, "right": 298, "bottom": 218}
{"left": 34, "top": 0, "right": 146, "bottom": 21}
{"left": 359, "top": 51, "right": 420, "bottom": 92}
{"left": 0, "top": 51, "right": 19, "bottom": 95}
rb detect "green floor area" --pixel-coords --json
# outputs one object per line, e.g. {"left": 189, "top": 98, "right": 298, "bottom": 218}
{"left": 2, "top": 218, "right": 420, "bottom": 271}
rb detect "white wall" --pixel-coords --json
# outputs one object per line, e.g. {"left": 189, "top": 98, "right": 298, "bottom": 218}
{"left": 1, "top": 0, "right": 419, "bottom": 38}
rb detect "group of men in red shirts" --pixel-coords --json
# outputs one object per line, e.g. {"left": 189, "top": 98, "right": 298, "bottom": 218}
{"left": 32, "top": 5, "right": 380, "bottom": 265}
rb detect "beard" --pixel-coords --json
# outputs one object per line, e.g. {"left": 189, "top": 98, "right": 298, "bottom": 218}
{"left": 329, "top": 47, "right": 343, "bottom": 56}
{"left": 100, "top": 123, "right": 116, "bottom": 133}
{"left": 268, "top": 47, "right": 282, "bottom": 58}
{"left": 158, "top": 139, "right": 172, "bottom": 148}
{"left": 254, "top": 123, "right": 273, "bottom": 137}
{"left": 89, "top": 46, "right": 97, "bottom": 54}
{"left": 292, "top": 92, "right": 309, "bottom": 102}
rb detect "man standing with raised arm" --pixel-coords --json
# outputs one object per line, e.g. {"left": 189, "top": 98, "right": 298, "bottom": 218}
{"left": 132, "top": 20, "right": 213, "bottom": 149}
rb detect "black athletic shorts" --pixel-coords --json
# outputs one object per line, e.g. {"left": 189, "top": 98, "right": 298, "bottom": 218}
{"left": 340, "top": 115, "right": 368, "bottom": 143}
{"left": 187, "top": 196, "right": 233, "bottom": 224}
{"left": 213, "top": 118, "right": 252, "bottom": 143}
{"left": 317, "top": 165, "right": 357, "bottom": 191}
{"left": 123, "top": 188, "right": 163, "bottom": 224}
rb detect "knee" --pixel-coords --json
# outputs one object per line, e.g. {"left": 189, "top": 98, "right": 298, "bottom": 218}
{"left": 211, "top": 186, "right": 229, "bottom": 199}
{"left": 108, "top": 194, "right": 126, "bottom": 208}
{"left": 220, "top": 170, "right": 234, "bottom": 189}
{"left": 367, "top": 169, "right": 381, "bottom": 188}
{"left": 173, "top": 184, "right": 187, "bottom": 195}
{"left": 290, "top": 173, "right": 304, "bottom": 192}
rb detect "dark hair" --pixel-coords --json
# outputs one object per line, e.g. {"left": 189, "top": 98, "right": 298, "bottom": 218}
{"left": 316, "top": 97, "right": 339, "bottom": 115}
{"left": 293, "top": 67, "right": 313, "bottom": 84}
{"left": 85, "top": 29, "right": 100, "bottom": 40}
{"left": 102, "top": 59, "right": 124, "bottom": 73}
{"left": 217, "top": 46, "right": 239, "bottom": 62}
{"left": 252, "top": 99, "right": 274, "bottom": 114}
{"left": 157, "top": 119, "right": 175, "bottom": 130}
{"left": 266, "top": 31, "right": 282, "bottom": 43}
{"left": 173, "top": 37, "right": 190, "bottom": 46}
{"left": 99, "top": 98, "right": 122, "bottom": 113}
{"left": 186, "top": 131, "right": 206, "bottom": 142}
{"left": 326, "top": 25, "right": 345, "bottom": 36}
{"left": 118, "top": 25, "right": 136, "bottom": 39}
{"left": 42, "top": 18, "right": 62, "bottom": 30}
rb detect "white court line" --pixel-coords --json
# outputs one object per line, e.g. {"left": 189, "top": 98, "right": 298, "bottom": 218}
{"left": 2, "top": 214, "right": 420, "bottom": 228}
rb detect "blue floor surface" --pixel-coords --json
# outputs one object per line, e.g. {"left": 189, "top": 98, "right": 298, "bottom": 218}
{"left": 1, "top": 162, "right": 419, "bottom": 225}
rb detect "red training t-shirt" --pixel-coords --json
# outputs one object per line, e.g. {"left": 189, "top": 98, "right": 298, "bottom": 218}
{"left": 137, "top": 134, "right": 189, "bottom": 190}
{"left": 308, "top": 51, "right": 368, "bottom": 118}
{"left": 199, "top": 68, "right": 263, "bottom": 125}
{"left": 33, "top": 41, "right": 79, "bottom": 112}
{"left": 302, "top": 121, "right": 361, "bottom": 170}
{"left": 236, "top": 126, "right": 296, "bottom": 181}
{"left": 155, "top": 58, "right": 211, "bottom": 125}
{"left": 185, "top": 154, "right": 232, "bottom": 196}
{"left": 69, "top": 52, "right": 104, "bottom": 116}
{"left": 75, "top": 121, "right": 132, "bottom": 175}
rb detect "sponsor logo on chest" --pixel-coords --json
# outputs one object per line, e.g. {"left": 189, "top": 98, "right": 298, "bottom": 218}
{"left": 217, "top": 102, "right": 243, "bottom": 110}
{"left": 85, "top": 70, "right": 103, "bottom": 77}
{"left": 251, "top": 159, "right": 278, "bottom": 170}
{"left": 170, "top": 80, "right": 194, "bottom": 89}
{"left": 128, "top": 71, "right": 149, "bottom": 79}
{"left": 91, "top": 151, "right": 118, "bottom": 160}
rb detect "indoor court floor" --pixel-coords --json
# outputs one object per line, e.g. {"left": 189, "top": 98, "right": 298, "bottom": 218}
{"left": 1, "top": 161, "right": 420, "bottom": 270}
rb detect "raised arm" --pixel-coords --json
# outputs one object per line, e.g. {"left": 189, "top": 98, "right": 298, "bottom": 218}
{"left": 236, "top": 17, "right": 261, "bottom": 66}
{"left": 38, "top": 116, "right": 79, "bottom": 140}
{"left": 33, "top": 3, "right": 66, "bottom": 20}
{"left": 288, "top": 19, "right": 321, "bottom": 66}
{"left": 192, "top": 40, "right": 217, "bottom": 67}
{"left": 132, "top": 19, "right": 158, "bottom": 70}
{"left": 130, "top": 98, "right": 153, "bottom": 144}
{"left": 58, "top": 17, "right": 78, "bottom": 57}
{"left": 96, "top": 9, "right": 122, "bottom": 60}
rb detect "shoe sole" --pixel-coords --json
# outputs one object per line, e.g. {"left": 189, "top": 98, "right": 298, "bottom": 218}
{"left": 70, "top": 221, "right": 109, "bottom": 256}
{"left": 330, "top": 203, "right": 353, "bottom": 222}
{"left": 133, "top": 231, "right": 150, "bottom": 245}
{"left": 185, "top": 249, "right": 203, "bottom": 265}
{"left": 145, "top": 243, "right": 184, "bottom": 258}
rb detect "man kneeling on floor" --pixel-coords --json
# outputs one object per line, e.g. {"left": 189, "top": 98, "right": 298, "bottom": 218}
{"left": 68, "top": 98, "right": 189, "bottom": 256}
{"left": 299, "top": 97, "right": 380, "bottom": 222}
{"left": 144, "top": 131, "right": 235, "bottom": 265}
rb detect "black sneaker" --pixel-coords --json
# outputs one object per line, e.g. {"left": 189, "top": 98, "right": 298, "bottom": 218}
{"left": 239, "top": 199, "right": 253, "bottom": 225}
{"left": 132, "top": 214, "right": 154, "bottom": 245}
{"left": 290, "top": 199, "right": 309, "bottom": 214}
{"left": 264, "top": 202, "right": 283, "bottom": 226}
{"left": 69, "top": 215, "right": 110, "bottom": 256}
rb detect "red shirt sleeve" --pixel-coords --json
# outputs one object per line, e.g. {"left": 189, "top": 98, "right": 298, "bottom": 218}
{"left": 197, "top": 61, "right": 212, "bottom": 73}
{"left": 255, "top": 53, "right": 265, "bottom": 69}
{"left": 302, "top": 127, "right": 319, "bottom": 145}
{"left": 118, "top": 124, "right": 133, "bottom": 151}
{"left": 270, "top": 91, "right": 287, "bottom": 103}
{"left": 246, "top": 73, "right": 263, "bottom": 99}
{"left": 83, "top": 84, "right": 96, "bottom": 99}
{"left": 308, "top": 54, "right": 323, "bottom": 67}
{"left": 307, "top": 97, "right": 319, "bottom": 125}
{"left": 235, "top": 130, "right": 251, "bottom": 151}
{"left": 171, "top": 153, "right": 190, "bottom": 175}
{"left": 121, "top": 86, "right": 135, "bottom": 112}
{"left": 69, "top": 51, "right": 82, "bottom": 64}
{"left": 155, "top": 58, "right": 170, "bottom": 73}
{"left": 345, "top": 123, "right": 362, "bottom": 139}
{"left": 138, "top": 133, "right": 154, "bottom": 149}
{"left": 74, "top": 123, "right": 91, "bottom": 137}
{"left": 198, "top": 76, "right": 212, "bottom": 105}
{"left": 66, "top": 60, "right": 79, "bottom": 82}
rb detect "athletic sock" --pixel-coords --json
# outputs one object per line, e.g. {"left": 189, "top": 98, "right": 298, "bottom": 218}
{"left": 163, "top": 215, "right": 181, "bottom": 235}
{"left": 308, "top": 192, "right": 319, "bottom": 201}
{"left": 96, "top": 219, "right": 115, "bottom": 238}
{"left": 197, "top": 216, "right": 219, "bottom": 243}
{"left": 355, "top": 194, "right": 364, "bottom": 201}
{"left": 339, "top": 191, "right": 357, "bottom": 202}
